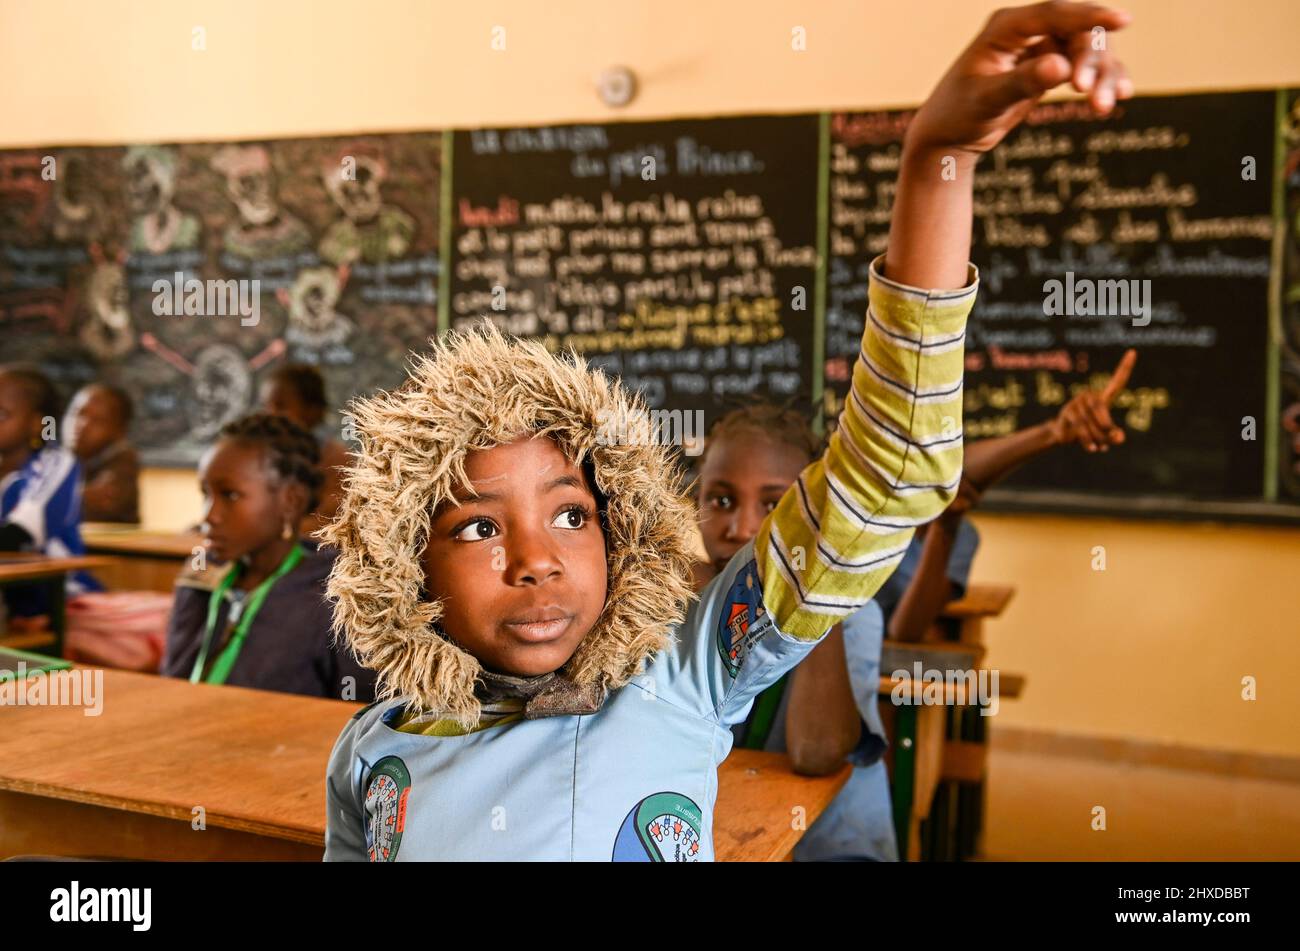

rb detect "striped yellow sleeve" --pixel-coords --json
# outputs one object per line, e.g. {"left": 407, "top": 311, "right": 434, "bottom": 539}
{"left": 756, "top": 254, "right": 979, "bottom": 640}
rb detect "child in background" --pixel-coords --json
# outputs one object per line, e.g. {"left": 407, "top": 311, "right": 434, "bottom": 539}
{"left": 0, "top": 365, "right": 100, "bottom": 623}
{"left": 322, "top": 2, "right": 1132, "bottom": 861}
{"left": 65, "top": 383, "right": 140, "bottom": 524}
{"left": 697, "top": 351, "right": 1139, "bottom": 861}
{"left": 162, "top": 413, "right": 375, "bottom": 701}
{"left": 258, "top": 363, "right": 349, "bottom": 534}
{"left": 690, "top": 404, "right": 821, "bottom": 586}
{"left": 686, "top": 404, "right": 854, "bottom": 774}
{"left": 692, "top": 403, "right": 899, "bottom": 860}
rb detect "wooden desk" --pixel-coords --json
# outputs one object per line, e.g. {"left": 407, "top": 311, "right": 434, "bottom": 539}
{"left": 0, "top": 669, "right": 848, "bottom": 862}
{"left": 0, "top": 555, "right": 116, "bottom": 656}
{"left": 877, "top": 672, "right": 972, "bottom": 861}
{"left": 81, "top": 525, "right": 201, "bottom": 593}
{"left": 715, "top": 749, "right": 849, "bottom": 862}
{"left": 878, "top": 580, "right": 1025, "bottom": 861}
{"left": 934, "top": 583, "right": 1020, "bottom": 861}
{"left": 937, "top": 583, "right": 1016, "bottom": 647}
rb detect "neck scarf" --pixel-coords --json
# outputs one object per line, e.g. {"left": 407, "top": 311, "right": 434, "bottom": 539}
{"left": 475, "top": 667, "right": 607, "bottom": 719}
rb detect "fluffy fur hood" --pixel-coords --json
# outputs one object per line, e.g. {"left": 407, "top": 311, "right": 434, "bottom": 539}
{"left": 322, "top": 323, "right": 699, "bottom": 728}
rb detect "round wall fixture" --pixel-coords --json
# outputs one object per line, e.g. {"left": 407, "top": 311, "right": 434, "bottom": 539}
{"left": 597, "top": 66, "right": 637, "bottom": 108}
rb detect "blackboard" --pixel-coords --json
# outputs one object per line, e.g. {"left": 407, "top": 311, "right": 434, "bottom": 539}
{"left": 447, "top": 115, "right": 821, "bottom": 450}
{"left": 0, "top": 135, "right": 441, "bottom": 466}
{"left": 1281, "top": 89, "right": 1300, "bottom": 505}
{"left": 826, "top": 92, "right": 1294, "bottom": 519}
{"left": 3, "top": 90, "right": 1299, "bottom": 522}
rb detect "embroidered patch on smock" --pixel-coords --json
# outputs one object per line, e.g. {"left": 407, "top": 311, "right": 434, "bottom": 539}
{"left": 715, "top": 559, "right": 771, "bottom": 678}
{"left": 364, "top": 756, "right": 411, "bottom": 862}
{"left": 611, "top": 792, "right": 703, "bottom": 862}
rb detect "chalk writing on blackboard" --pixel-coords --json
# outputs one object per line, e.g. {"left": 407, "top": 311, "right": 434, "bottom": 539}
{"left": 450, "top": 115, "right": 819, "bottom": 429}
{"left": 827, "top": 93, "right": 1276, "bottom": 502}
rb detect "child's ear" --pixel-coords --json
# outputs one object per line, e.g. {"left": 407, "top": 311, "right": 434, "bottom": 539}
{"left": 281, "top": 480, "right": 310, "bottom": 523}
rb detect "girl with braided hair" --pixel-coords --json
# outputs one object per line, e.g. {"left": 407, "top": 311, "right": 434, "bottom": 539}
{"left": 161, "top": 413, "right": 376, "bottom": 702}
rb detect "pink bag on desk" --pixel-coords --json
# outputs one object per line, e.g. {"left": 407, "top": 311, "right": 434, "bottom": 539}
{"left": 64, "top": 591, "right": 173, "bottom": 673}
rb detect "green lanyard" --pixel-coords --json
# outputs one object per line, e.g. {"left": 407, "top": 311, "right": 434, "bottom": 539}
{"left": 190, "top": 543, "right": 304, "bottom": 685}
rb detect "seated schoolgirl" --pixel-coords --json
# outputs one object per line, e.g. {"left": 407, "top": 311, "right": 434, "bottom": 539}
{"left": 161, "top": 413, "right": 375, "bottom": 701}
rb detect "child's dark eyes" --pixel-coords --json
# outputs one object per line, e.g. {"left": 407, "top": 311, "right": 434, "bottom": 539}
{"left": 705, "top": 495, "right": 778, "bottom": 514}
{"left": 199, "top": 486, "right": 240, "bottom": 503}
{"left": 552, "top": 504, "right": 591, "bottom": 530}
{"left": 452, "top": 517, "right": 498, "bottom": 542}
{"left": 451, "top": 505, "right": 592, "bottom": 542}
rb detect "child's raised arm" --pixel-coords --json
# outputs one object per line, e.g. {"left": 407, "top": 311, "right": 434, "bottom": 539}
{"left": 756, "top": 1, "right": 1132, "bottom": 640}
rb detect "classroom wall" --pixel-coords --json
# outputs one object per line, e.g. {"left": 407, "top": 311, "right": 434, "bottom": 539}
{"left": 3, "top": 0, "right": 1298, "bottom": 759}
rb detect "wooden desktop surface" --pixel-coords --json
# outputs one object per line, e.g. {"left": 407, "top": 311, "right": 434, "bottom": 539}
{"left": 0, "top": 554, "right": 116, "bottom": 583}
{"left": 0, "top": 669, "right": 847, "bottom": 861}
{"left": 81, "top": 524, "right": 202, "bottom": 559}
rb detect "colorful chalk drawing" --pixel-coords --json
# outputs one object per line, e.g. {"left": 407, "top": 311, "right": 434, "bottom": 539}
{"left": 0, "top": 133, "right": 440, "bottom": 466}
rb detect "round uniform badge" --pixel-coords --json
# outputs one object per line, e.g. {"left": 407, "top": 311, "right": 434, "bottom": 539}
{"left": 364, "top": 756, "right": 411, "bottom": 862}
{"left": 612, "top": 792, "right": 704, "bottom": 862}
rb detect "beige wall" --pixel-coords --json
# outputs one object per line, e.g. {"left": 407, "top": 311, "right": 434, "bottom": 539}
{"left": 3, "top": 0, "right": 1299, "bottom": 143}
{"left": 3, "top": 0, "right": 1298, "bottom": 757}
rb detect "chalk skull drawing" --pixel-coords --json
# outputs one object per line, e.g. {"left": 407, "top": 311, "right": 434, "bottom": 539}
{"left": 123, "top": 145, "right": 201, "bottom": 255}
{"left": 50, "top": 152, "right": 108, "bottom": 243}
{"left": 282, "top": 265, "right": 354, "bottom": 349}
{"left": 319, "top": 147, "right": 415, "bottom": 265}
{"left": 210, "top": 144, "right": 310, "bottom": 260}
{"left": 190, "top": 344, "right": 253, "bottom": 441}
{"left": 80, "top": 259, "right": 134, "bottom": 360}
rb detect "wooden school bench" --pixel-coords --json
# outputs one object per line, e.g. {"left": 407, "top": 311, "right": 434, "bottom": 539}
{"left": 880, "top": 582, "right": 1024, "bottom": 861}
{"left": 0, "top": 668, "right": 849, "bottom": 862}
{"left": 0, "top": 554, "right": 117, "bottom": 657}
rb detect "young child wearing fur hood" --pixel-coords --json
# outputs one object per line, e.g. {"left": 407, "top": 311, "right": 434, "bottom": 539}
{"left": 323, "top": 2, "right": 1132, "bottom": 861}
